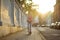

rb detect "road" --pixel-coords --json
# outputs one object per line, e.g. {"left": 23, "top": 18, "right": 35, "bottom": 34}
{"left": 0, "top": 27, "right": 44, "bottom": 40}
{"left": 37, "top": 27, "right": 60, "bottom": 40}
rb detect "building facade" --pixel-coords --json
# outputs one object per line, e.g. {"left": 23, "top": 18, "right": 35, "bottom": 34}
{"left": 53, "top": 0, "right": 60, "bottom": 22}
{"left": 1, "top": 0, "right": 27, "bottom": 27}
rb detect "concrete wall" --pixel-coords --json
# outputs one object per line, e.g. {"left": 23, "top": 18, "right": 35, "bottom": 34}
{"left": 0, "top": 0, "right": 23, "bottom": 37}
{"left": 0, "top": 26, "right": 22, "bottom": 37}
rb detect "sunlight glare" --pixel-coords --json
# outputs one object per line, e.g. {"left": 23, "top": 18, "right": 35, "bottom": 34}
{"left": 32, "top": 0, "right": 56, "bottom": 14}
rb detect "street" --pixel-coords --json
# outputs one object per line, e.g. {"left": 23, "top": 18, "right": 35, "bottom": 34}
{"left": 0, "top": 0, "right": 60, "bottom": 40}
{"left": 0, "top": 27, "right": 60, "bottom": 40}
{"left": 0, "top": 27, "right": 44, "bottom": 40}
{"left": 37, "top": 27, "right": 60, "bottom": 40}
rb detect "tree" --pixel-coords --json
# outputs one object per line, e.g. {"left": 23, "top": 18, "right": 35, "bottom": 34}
{"left": 16, "top": 0, "right": 38, "bottom": 19}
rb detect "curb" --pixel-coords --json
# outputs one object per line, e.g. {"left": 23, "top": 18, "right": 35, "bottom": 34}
{"left": 36, "top": 28, "right": 47, "bottom": 40}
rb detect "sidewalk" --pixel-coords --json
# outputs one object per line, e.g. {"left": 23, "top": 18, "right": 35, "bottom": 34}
{"left": 0, "top": 27, "right": 43, "bottom": 40}
{"left": 0, "top": 25, "right": 24, "bottom": 38}
{"left": 37, "top": 27, "right": 60, "bottom": 40}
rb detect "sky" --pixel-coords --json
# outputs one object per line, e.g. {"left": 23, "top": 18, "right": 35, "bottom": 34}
{"left": 32, "top": 0, "right": 56, "bottom": 14}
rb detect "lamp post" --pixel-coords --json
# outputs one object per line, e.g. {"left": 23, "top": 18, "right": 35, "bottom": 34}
{"left": 0, "top": 0, "right": 2, "bottom": 26}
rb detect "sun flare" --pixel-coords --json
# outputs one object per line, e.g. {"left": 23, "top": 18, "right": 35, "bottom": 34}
{"left": 32, "top": 0, "right": 56, "bottom": 14}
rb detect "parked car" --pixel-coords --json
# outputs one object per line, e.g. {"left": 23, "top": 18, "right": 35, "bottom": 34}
{"left": 32, "top": 23, "right": 39, "bottom": 27}
{"left": 50, "top": 23, "right": 56, "bottom": 28}
{"left": 51, "top": 22, "right": 60, "bottom": 29}
{"left": 41, "top": 24, "right": 46, "bottom": 27}
{"left": 55, "top": 22, "right": 60, "bottom": 29}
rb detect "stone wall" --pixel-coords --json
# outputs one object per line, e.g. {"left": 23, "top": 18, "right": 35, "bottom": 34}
{"left": 0, "top": 0, "right": 23, "bottom": 37}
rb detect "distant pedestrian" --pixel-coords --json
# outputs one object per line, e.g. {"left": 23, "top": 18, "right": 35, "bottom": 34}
{"left": 27, "top": 15, "right": 32, "bottom": 35}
